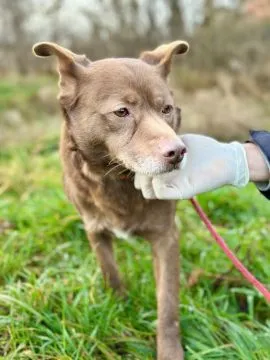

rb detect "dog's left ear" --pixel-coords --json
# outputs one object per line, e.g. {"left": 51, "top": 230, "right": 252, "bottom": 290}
{"left": 140, "top": 40, "right": 189, "bottom": 78}
{"left": 32, "top": 42, "right": 91, "bottom": 107}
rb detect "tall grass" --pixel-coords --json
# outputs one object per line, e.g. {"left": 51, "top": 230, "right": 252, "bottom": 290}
{"left": 0, "top": 137, "right": 269, "bottom": 359}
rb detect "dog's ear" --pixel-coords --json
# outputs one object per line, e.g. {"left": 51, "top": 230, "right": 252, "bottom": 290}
{"left": 140, "top": 40, "right": 189, "bottom": 78}
{"left": 33, "top": 42, "right": 91, "bottom": 107}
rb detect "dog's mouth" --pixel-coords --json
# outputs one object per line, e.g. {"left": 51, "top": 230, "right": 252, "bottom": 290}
{"left": 115, "top": 138, "right": 186, "bottom": 176}
{"left": 106, "top": 139, "right": 187, "bottom": 177}
{"left": 114, "top": 154, "right": 185, "bottom": 177}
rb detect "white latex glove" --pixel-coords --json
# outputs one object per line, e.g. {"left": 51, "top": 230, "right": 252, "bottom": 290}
{"left": 134, "top": 134, "right": 250, "bottom": 200}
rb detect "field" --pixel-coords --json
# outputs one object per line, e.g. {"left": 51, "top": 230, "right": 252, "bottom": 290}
{"left": 0, "top": 77, "right": 270, "bottom": 359}
{"left": 0, "top": 133, "right": 269, "bottom": 360}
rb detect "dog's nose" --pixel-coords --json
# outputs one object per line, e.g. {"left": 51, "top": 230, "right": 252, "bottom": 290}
{"left": 162, "top": 141, "right": 186, "bottom": 166}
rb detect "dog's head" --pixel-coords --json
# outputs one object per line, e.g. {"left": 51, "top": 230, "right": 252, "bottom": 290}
{"left": 33, "top": 41, "right": 189, "bottom": 175}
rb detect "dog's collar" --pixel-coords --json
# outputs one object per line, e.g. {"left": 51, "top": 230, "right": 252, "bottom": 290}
{"left": 119, "top": 174, "right": 131, "bottom": 181}
{"left": 118, "top": 170, "right": 134, "bottom": 181}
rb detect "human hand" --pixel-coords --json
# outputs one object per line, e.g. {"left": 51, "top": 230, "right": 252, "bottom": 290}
{"left": 135, "top": 134, "right": 250, "bottom": 199}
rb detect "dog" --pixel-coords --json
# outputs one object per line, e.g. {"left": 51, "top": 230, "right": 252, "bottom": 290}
{"left": 33, "top": 40, "right": 189, "bottom": 360}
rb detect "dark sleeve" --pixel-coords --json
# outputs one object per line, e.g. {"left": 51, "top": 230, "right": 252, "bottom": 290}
{"left": 249, "top": 130, "right": 270, "bottom": 200}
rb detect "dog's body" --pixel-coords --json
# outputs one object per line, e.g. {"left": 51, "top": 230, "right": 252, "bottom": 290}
{"left": 61, "top": 120, "right": 177, "bottom": 237}
{"left": 33, "top": 41, "right": 189, "bottom": 360}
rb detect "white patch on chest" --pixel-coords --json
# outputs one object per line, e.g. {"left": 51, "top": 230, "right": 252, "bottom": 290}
{"left": 112, "top": 227, "right": 131, "bottom": 240}
{"left": 83, "top": 214, "right": 134, "bottom": 241}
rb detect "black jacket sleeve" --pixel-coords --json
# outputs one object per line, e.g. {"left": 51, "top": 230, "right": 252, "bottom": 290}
{"left": 249, "top": 130, "right": 270, "bottom": 200}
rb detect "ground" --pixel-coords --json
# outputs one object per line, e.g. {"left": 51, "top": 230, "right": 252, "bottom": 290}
{"left": 0, "top": 76, "right": 270, "bottom": 359}
{"left": 0, "top": 135, "right": 269, "bottom": 360}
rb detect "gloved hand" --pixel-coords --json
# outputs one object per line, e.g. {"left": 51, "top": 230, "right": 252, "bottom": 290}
{"left": 134, "top": 134, "right": 250, "bottom": 200}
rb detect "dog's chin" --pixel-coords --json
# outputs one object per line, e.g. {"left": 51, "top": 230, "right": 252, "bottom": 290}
{"left": 120, "top": 159, "right": 180, "bottom": 176}
{"left": 134, "top": 154, "right": 187, "bottom": 176}
{"left": 145, "top": 163, "right": 180, "bottom": 176}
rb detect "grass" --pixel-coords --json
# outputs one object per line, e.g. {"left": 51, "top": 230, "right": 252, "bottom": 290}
{"left": 171, "top": 66, "right": 217, "bottom": 93}
{"left": 0, "top": 76, "right": 55, "bottom": 115}
{"left": 0, "top": 137, "right": 270, "bottom": 360}
{"left": 0, "top": 76, "right": 59, "bottom": 148}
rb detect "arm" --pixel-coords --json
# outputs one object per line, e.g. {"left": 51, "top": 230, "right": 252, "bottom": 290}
{"left": 248, "top": 130, "right": 270, "bottom": 199}
{"left": 245, "top": 142, "right": 269, "bottom": 182}
{"left": 135, "top": 132, "right": 270, "bottom": 200}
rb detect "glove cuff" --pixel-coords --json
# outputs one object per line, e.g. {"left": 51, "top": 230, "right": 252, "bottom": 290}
{"left": 230, "top": 142, "right": 250, "bottom": 187}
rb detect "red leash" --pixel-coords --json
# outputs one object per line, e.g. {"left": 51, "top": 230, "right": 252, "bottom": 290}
{"left": 190, "top": 198, "right": 270, "bottom": 303}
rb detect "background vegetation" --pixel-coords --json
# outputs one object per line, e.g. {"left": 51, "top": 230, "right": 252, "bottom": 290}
{"left": 0, "top": 0, "right": 270, "bottom": 359}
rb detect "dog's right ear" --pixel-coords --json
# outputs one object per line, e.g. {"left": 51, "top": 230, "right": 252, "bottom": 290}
{"left": 140, "top": 41, "right": 189, "bottom": 78}
{"left": 33, "top": 42, "right": 91, "bottom": 107}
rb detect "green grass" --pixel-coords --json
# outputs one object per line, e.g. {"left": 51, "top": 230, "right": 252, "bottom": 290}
{"left": 0, "top": 76, "right": 56, "bottom": 117}
{"left": 0, "top": 137, "right": 269, "bottom": 359}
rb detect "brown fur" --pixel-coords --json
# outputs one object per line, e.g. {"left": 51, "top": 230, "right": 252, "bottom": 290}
{"left": 33, "top": 40, "right": 189, "bottom": 360}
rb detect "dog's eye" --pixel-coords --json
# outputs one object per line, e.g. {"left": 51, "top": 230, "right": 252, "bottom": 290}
{"left": 114, "top": 107, "right": 129, "bottom": 117}
{"left": 162, "top": 105, "right": 173, "bottom": 114}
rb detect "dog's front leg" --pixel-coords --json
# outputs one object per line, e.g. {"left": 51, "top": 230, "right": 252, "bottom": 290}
{"left": 86, "top": 230, "right": 124, "bottom": 295}
{"left": 148, "top": 228, "right": 183, "bottom": 360}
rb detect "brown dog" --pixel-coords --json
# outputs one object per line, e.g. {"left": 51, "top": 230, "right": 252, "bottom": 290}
{"left": 33, "top": 40, "right": 189, "bottom": 360}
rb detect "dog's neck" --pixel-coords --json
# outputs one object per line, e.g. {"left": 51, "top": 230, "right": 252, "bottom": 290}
{"left": 62, "top": 108, "right": 132, "bottom": 182}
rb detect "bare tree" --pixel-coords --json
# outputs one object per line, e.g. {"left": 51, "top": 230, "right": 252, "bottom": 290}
{"left": 168, "top": 0, "right": 185, "bottom": 38}
{"left": 246, "top": 0, "right": 270, "bottom": 18}
{"left": 202, "top": 0, "right": 215, "bottom": 28}
{"left": 46, "top": 0, "right": 65, "bottom": 43}
{"left": 0, "top": 0, "right": 32, "bottom": 74}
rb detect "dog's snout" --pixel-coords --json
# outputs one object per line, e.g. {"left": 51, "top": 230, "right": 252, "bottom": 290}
{"left": 162, "top": 141, "right": 186, "bottom": 166}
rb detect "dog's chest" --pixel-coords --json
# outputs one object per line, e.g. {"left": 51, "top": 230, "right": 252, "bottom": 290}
{"left": 65, "top": 160, "right": 175, "bottom": 236}
{"left": 80, "top": 177, "right": 147, "bottom": 234}
{"left": 96, "top": 179, "right": 144, "bottom": 223}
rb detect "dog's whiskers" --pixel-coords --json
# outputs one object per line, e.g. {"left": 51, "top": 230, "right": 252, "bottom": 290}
{"left": 127, "top": 170, "right": 134, "bottom": 178}
{"left": 101, "top": 154, "right": 111, "bottom": 160}
{"left": 108, "top": 158, "right": 117, "bottom": 166}
{"left": 104, "top": 163, "right": 123, "bottom": 177}
{"left": 107, "top": 156, "right": 121, "bottom": 167}
{"left": 117, "top": 167, "right": 129, "bottom": 176}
